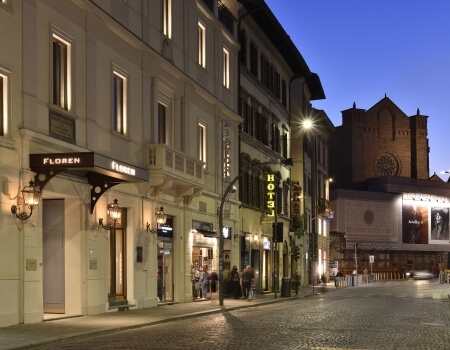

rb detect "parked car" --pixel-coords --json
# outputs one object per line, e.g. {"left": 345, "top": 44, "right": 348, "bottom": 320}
{"left": 412, "top": 270, "right": 434, "bottom": 280}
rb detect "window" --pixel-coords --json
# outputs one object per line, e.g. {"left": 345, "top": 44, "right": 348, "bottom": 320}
{"left": 239, "top": 30, "right": 247, "bottom": 66}
{"left": 283, "top": 181, "right": 289, "bottom": 216}
{"left": 161, "top": 0, "right": 171, "bottom": 38}
{"left": 222, "top": 46, "right": 229, "bottom": 89}
{"left": 198, "top": 122, "right": 206, "bottom": 164}
{"left": 271, "top": 123, "right": 280, "bottom": 153}
{"left": 157, "top": 103, "right": 166, "bottom": 144}
{"left": 198, "top": 21, "right": 206, "bottom": 68}
{"left": 0, "top": 71, "right": 8, "bottom": 136}
{"left": 52, "top": 34, "right": 72, "bottom": 111}
{"left": 281, "top": 78, "right": 287, "bottom": 107}
{"left": 249, "top": 41, "right": 258, "bottom": 77}
{"left": 112, "top": 69, "right": 127, "bottom": 135}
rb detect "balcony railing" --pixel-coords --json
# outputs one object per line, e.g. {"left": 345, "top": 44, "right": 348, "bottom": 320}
{"left": 148, "top": 144, "right": 204, "bottom": 183}
{"left": 147, "top": 145, "right": 205, "bottom": 199}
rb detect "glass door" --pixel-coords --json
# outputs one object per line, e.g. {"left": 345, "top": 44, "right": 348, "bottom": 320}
{"left": 157, "top": 240, "right": 173, "bottom": 302}
{"left": 109, "top": 228, "right": 126, "bottom": 300}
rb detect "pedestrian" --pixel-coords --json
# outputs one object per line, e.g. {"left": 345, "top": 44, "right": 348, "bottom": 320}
{"left": 209, "top": 268, "right": 218, "bottom": 302}
{"left": 335, "top": 270, "right": 343, "bottom": 287}
{"left": 230, "top": 266, "right": 240, "bottom": 299}
{"left": 241, "top": 265, "right": 255, "bottom": 301}
{"left": 199, "top": 266, "right": 208, "bottom": 300}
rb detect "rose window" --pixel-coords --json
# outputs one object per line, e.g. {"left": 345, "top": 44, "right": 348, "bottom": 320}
{"left": 375, "top": 154, "right": 398, "bottom": 176}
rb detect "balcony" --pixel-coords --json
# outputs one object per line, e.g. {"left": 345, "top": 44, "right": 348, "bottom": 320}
{"left": 147, "top": 144, "right": 205, "bottom": 203}
{"left": 318, "top": 198, "right": 333, "bottom": 217}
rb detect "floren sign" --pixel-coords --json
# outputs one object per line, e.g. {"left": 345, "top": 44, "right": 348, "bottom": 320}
{"left": 30, "top": 152, "right": 149, "bottom": 182}
{"left": 112, "top": 161, "right": 136, "bottom": 176}
{"left": 43, "top": 157, "right": 81, "bottom": 165}
{"left": 267, "top": 174, "right": 275, "bottom": 216}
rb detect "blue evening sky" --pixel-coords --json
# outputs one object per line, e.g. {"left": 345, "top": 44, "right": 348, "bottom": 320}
{"left": 264, "top": 0, "right": 450, "bottom": 179}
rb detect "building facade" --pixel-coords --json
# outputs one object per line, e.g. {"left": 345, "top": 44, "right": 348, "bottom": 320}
{"left": 329, "top": 97, "right": 449, "bottom": 277}
{"left": 235, "top": 0, "right": 328, "bottom": 292}
{"left": 0, "top": 0, "right": 330, "bottom": 327}
{"left": 0, "top": 0, "right": 241, "bottom": 326}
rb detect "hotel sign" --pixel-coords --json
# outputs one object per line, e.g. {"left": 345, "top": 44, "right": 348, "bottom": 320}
{"left": 30, "top": 152, "right": 148, "bottom": 182}
{"left": 267, "top": 174, "right": 276, "bottom": 216}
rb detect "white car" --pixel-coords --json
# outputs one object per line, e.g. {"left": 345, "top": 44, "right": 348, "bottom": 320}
{"left": 412, "top": 270, "right": 434, "bottom": 280}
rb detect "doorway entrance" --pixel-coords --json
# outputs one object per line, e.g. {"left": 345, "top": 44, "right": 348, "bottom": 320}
{"left": 43, "top": 199, "right": 65, "bottom": 313}
{"left": 108, "top": 227, "right": 126, "bottom": 301}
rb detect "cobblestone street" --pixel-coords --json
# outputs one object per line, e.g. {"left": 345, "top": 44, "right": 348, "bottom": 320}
{"left": 24, "top": 280, "right": 450, "bottom": 350}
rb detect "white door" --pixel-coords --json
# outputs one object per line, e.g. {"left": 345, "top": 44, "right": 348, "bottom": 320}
{"left": 43, "top": 199, "right": 65, "bottom": 313}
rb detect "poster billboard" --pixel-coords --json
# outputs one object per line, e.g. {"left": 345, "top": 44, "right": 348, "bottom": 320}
{"left": 402, "top": 199, "right": 450, "bottom": 244}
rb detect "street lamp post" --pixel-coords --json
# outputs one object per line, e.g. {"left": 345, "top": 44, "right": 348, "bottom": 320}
{"left": 218, "top": 158, "right": 293, "bottom": 306}
{"left": 302, "top": 119, "right": 319, "bottom": 295}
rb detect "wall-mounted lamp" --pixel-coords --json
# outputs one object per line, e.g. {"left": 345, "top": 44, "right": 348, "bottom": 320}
{"left": 233, "top": 233, "right": 240, "bottom": 242}
{"left": 253, "top": 234, "right": 259, "bottom": 242}
{"left": 99, "top": 198, "right": 121, "bottom": 230}
{"left": 11, "top": 181, "right": 41, "bottom": 221}
{"left": 145, "top": 206, "right": 167, "bottom": 234}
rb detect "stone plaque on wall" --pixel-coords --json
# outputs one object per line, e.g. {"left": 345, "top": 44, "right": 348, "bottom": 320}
{"left": 49, "top": 111, "right": 76, "bottom": 144}
{"left": 26, "top": 259, "right": 37, "bottom": 271}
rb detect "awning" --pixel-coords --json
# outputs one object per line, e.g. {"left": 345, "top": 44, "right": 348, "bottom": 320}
{"left": 196, "top": 229, "right": 219, "bottom": 238}
{"left": 29, "top": 152, "right": 149, "bottom": 213}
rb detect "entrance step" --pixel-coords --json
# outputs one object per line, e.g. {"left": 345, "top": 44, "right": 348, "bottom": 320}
{"left": 108, "top": 300, "right": 136, "bottom": 311}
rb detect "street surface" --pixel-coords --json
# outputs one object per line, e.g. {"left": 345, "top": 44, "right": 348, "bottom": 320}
{"left": 26, "top": 279, "right": 450, "bottom": 350}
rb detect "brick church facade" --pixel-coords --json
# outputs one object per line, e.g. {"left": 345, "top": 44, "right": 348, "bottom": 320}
{"left": 330, "top": 96, "right": 429, "bottom": 190}
{"left": 329, "top": 96, "right": 450, "bottom": 277}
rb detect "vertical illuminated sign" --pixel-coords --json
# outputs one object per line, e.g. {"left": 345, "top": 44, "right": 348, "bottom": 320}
{"left": 267, "top": 174, "right": 275, "bottom": 216}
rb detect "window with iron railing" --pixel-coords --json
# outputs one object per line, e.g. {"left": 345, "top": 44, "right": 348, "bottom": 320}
{"left": 218, "top": 1, "right": 234, "bottom": 34}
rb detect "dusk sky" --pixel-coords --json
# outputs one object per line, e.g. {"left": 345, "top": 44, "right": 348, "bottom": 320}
{"left": 265, "top": 0, "right": 450, "bottom": 179}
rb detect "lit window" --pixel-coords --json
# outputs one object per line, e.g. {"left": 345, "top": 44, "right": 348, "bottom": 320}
{"left": 52, "top": 34, "right": 72, "bottom": 111}
{"left": 158, "top": 102, "right": 166, "bottom": 144}
{"left": 198, "top": 21, "right": 206, "bottom": 68}
{"left": 198, "top": 122, "right": 206, "bottom": 165}
{"left": 112, "top": 70, "right": 127, "bottom": 135}
{"left": 161, "top": 0, "right": 171, "bottom": 38}
{"left": 0, "top": 73, "right": 7, "bottom": 136}
{"left": 222, "top": 46, "right": 229, "bottom": 88}
{"left": 323, "top": 220, "right": 327, "bottom": 237}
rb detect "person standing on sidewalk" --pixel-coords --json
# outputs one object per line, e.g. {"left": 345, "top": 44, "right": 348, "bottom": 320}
{"left": 231, "top": 266, "right": 241, "bottom": 299}
{"left": 209, "top": 268, "right": 218, "bottom": 302}
{"left": 199, "top": 266, "right": 209, "bottom": 300}
{"left": 241, "top": 265, "right": 255, "bottom": 301}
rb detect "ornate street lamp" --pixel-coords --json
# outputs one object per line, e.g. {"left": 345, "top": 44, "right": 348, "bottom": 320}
{"left": 11, "top": 180, "right": 41, "bottom": 221}
{"left": 99, "top": 198, "right": 121, "bottom": 230}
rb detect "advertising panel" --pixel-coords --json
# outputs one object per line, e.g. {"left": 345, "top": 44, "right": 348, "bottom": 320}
{"left": 402, "top": 199, "right": 450, "bottom": 244}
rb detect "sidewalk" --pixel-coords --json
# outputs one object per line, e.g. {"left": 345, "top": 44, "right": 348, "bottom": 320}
{"left": 0, "top": 284, "right": 335, "bottom": 350}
